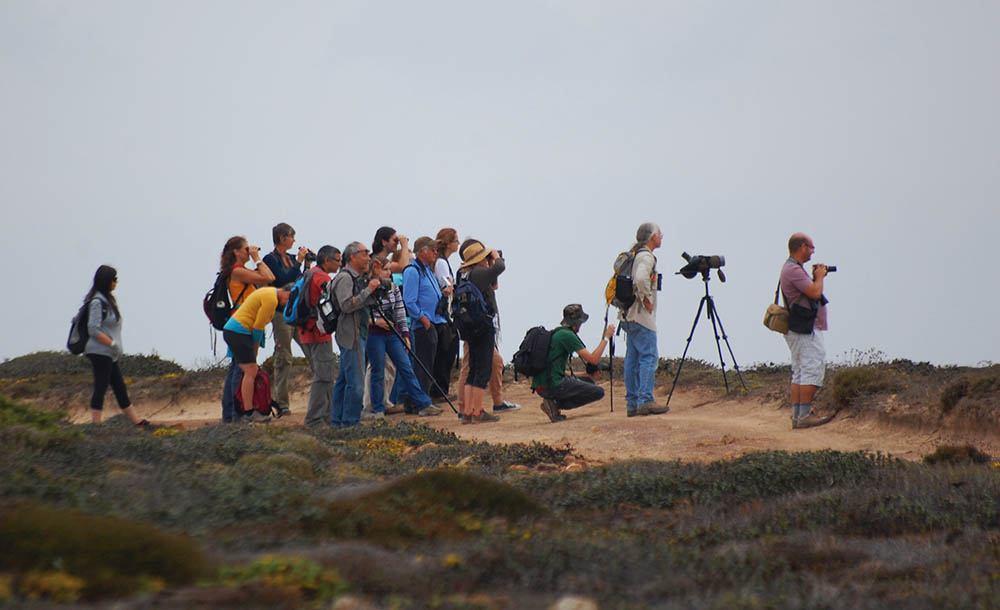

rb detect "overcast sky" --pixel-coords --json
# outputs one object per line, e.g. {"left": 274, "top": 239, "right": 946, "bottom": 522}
{"left": 2, "top": 1, "right": 997, "bottom": 370}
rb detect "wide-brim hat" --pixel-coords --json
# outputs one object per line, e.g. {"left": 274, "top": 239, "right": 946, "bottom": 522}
{"left": 459, "top": 240, "right": 491, "bottom": 269}
{"left": 560, "top": 304, "right": 589, "bottom": 327}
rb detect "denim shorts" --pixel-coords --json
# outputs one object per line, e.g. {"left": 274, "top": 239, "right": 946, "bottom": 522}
{"left": 785, "top": 330, "right": 825, "bottom": 386}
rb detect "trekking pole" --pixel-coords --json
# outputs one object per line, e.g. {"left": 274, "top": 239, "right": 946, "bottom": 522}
{"left": 604, "top": 305, "right": 614, "bottom": 413}
{"left": 369, "top": 304, "right": 459, "bottom": 414}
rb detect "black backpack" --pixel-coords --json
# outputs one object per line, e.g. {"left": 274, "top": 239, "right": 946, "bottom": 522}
{"left": 512, "top": 326, "right": 556, "bottom": 381}
{"left": 203, "top": 272, "right": 247, "bottom": 331}
{"left": 67, "top": 298, "right": 107, "bottom": 355}
{"left": 451, "top": 272, "right": 491, "bottom": 340}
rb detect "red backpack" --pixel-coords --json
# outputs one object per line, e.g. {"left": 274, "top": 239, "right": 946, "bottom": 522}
{"left": 234, "top": 368, "right": 279, "bottom": 417}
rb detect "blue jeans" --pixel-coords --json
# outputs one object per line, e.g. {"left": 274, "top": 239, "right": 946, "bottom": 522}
{"left": 623, "top": 320, "right": 657, "bottom": 411}
{"left": 367, "top": 333, "right": 431, "bottom": 413}
{"left": 221, "top": 359, "right": 242, "bottom": 422}
{"left": 331, "top": 339, "right": 367, "bottom": 427}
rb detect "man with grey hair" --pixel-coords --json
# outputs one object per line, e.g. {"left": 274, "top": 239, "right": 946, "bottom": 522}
{"left": 299, "top": 245, "right": 341, "bottom": 427}
{"left": 621, "top": 222, "right": 669, "bottom": 417}
{"left": 330, "top": 241, "right": 380, "bottom": 427}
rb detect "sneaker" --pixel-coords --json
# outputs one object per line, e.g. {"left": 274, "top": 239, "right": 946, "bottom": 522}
{"left": 385, "top": 404, "right": 405, "bottom": 415}
{"left": 637, "top": 402, "right": 670, "bottom": 416}
{"left": 539, "top": 398, "right": 562, "bottom": 423}
{"left": 473, "top": 411, "right": 500, "bottom": 423}
{"left": 246, "top": 411, "right": 271, "bottom": 424}
{"left": 626, "top": 410, "right": 642, "bottom": 418}
{"left": 418, "top": 405, "right": 443, "bottom": 417}
{"left": 274, "top": 406, "right": 291, "bottom": 419}
{"left": 461, "top": 415, "right": 475, "bottom": 425}
{"left": 403, "top": 401, "right": 419, "bottom": 415}
{"left": 493, "top": 401, "right": 521, "bottom": 413}
{"left": 793, "top": 413, "right": 834, "bottom": 429}
{"left": 362, "top": 411, "right": 385, "bottom": 421}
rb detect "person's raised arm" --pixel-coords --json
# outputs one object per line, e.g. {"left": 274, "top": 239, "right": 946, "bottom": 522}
{"left": 576, "top": 324, "right": 615, "bottom": 365}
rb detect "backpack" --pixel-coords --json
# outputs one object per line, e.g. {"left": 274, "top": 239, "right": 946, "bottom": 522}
{"left": 511, "top": 326, "right": 555, "bottom": 381}
{"left": 451, "top": 272, "right": 491, "bottom": 340}
{"left": 234, "top": 368, "right": 279, "bottom": 417}
{"left": 283, "top": 269, "right": 318, "bottom": 327}
{"left": 315, "top": 279, "right": 339, "bottom": 334}
{"left": 67, "top": 298, "right": 107, "bottom": 355}
{"left": 203, "top": 272, "right": 247, "bottom": 331}
{"left": 604, "top": 248, "right": 639, "bottom": 311}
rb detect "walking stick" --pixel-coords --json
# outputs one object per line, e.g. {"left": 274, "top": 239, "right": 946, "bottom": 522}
{"left": 369, "top": 304, "right": 459, "bottom": 414}
{"left": 604, "top": 305, "right": 615, "bottom": 413}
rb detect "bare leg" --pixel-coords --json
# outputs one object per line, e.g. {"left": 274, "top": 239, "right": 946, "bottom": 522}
{"left": 90, "top": 409, "right": 102, "bottom": 423}
{"left": 799, "top": 385, "right": 818, "bottom": 403}
{"left": 121, "top": 406, "right": 143, "bottom": 424}
{"left": 239, "top": 363, "right": 259, "bottom": 414}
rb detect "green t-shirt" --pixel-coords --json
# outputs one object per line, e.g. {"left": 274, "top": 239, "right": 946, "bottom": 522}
{"left": 531, "top": 327, "right": 585, "bottom": 390}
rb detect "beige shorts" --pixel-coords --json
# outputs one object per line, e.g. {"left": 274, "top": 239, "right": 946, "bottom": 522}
{"left": 785, "top": 330, "right": 825, "bottom": 386}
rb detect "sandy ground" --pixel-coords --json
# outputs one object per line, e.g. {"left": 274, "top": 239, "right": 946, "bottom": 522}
{"left": 125, "top": 379, "right": 1000, "bottom": 464}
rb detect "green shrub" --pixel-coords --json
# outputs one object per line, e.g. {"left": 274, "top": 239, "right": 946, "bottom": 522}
{"left": 832, "top": 367, "right": 898, "bottom": 408}
{"left": 317, "top": 469, "right": 544, "bottom": 547}
{"left": 0, "top": 395, "right": 67, "bottom": 431}
{"left": 0, "top": 503, "right": 212, "bottom": 599}
{"left": 218, "top": 555, "right": 348, "bottom": 604}
{"left": 238, "top": 453, "right": 316, "bottom": 478}
{"left": 940, "top": 378, "right": 970, "bottom": 412}
{"left": 923, "top": 445, "right": 993, "bottom": 465}
{"left": 0, "top": 351, "right": 183, "bottom": 379}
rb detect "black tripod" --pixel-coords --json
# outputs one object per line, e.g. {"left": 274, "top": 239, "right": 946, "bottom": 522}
{"left": 665, "top": 270, "right": 747, "bottom": 408}
{"left": 369, "top": 303, "right": 459, "bottom": 414}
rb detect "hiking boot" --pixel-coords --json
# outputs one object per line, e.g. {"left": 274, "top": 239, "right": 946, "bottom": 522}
{"left": 418, "top": 405, "right": 443, "bottom": 417}
{"left": 461, "top": 415, "right": 475, "bottom": 425}
{"left": 626, "top": 408, "right": 643, "bottom": 418}
{"left": 474, "top": 411, "right": 500, "bottom": 423}
{"left": 493, "top": 401, "right": 521, "bottom": 413}
{"left": 637, "top": 402, "right": 670, "bottom": 416}
{"left": 793, "top": 413, "right": 834, "bottom": 429}
{"left": 385, "top": 404, "right": 405, "bottom": 415}
{"left": 246, "top": 411, "right": 271, "bottom": 424}
{"left": 539, "top": 398, "right": 563, "bottom": 423}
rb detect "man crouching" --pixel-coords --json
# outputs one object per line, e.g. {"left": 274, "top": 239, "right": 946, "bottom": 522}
{"left": 531, "top": 304, "right": 615, "bottom": 422}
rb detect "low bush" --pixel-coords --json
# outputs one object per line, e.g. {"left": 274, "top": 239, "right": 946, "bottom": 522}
{"left": 832, "top": 367, "right": 899, "bottom": 408}
{"left": 0, "top": 503, "right": 212, "bottom": 599}
{"left": 317, "top": 469, "right": 544, "bottom": 547}
{"left": 0, "top": 351, "right": 183, "bottom": 379}
{"left": 923, "top": 444, "right": 993, "bottom": 465}
{"left": 217, "top": 555, "right": 348, "bottom": 605}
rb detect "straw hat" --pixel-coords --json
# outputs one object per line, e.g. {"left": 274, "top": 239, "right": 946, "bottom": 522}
{"left": 459, "top": 240, "right": 492, "bottom": 269}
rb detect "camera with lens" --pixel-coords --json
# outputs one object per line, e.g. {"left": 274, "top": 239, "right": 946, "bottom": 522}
{"left": 677, "top": 252, "right": 726, "bottom": 280}
{"left": 813, "top": 264, "right": 837, "bottom": 273}
{"left": 304, "top": 249, "right": 317, "bottom": 264}
{"left": 585, "top": 360, "right": 611, "bottom": 376}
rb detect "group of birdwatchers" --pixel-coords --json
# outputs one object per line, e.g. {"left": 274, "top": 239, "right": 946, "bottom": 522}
{"left": 78, "top": 222, "right": 831, "bottom": 430}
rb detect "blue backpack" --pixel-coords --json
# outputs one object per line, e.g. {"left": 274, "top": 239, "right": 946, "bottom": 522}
{"left": 451, "top": 272, "right": 492, "bottom": 340}
{"left": 283, "top": 269, "right": 317, "bottom": 327}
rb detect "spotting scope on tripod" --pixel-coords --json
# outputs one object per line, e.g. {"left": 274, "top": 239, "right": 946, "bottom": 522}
{"left": 665, "top": 252, "right": 747, "bottom": 408}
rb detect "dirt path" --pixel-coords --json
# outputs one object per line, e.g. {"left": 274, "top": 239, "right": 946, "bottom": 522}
{"left": 128, "top": 379, "right": 1000, "bottom": 464}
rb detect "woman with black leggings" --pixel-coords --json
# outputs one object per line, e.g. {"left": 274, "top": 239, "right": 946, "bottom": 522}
{"left": 81, "top": 265, "right": 147, "bottom": 425}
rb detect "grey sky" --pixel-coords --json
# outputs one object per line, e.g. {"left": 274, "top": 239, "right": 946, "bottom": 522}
{"left": 2, "top": 1, "right": 997, "bottom": 369}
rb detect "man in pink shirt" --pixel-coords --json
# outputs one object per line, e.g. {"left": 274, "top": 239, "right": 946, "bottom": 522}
{"left": 780, "top": 232, "right": 832, "bottom": 429}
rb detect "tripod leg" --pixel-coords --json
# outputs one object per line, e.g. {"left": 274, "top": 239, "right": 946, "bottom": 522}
{"left": 665, "top": 296, "right": 707, "bottom": 409}
{"left": 706, "top": 298, "right": 730, "bottom": 393}
{"left": 708, "top": 301, "right": 748, "bottom": 392}
{"left": 371, "top": 306, "right": 459, "bottom": 414}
